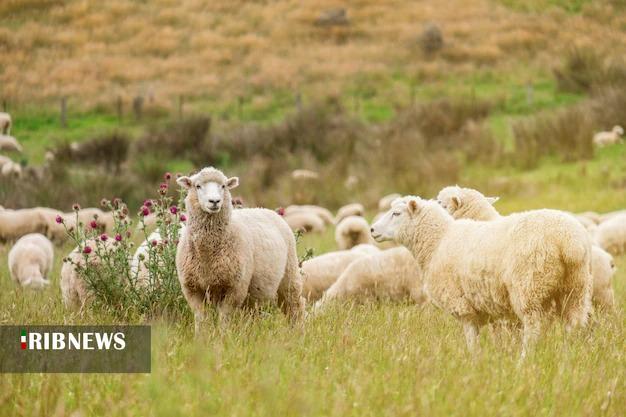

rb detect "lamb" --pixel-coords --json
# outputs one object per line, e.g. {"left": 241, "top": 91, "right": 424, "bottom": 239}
{"left": 437, "top": 186, "right": 615, "bottom": 309}
{"left": 593, "top": 126, "right": 624, "bottom": 147}
{"left": 335, "top": 203, "right": 365, "bottom": 224}
{"left": 0, "top": 112, "right": 11, "bottom": 135}
{"left": 313, "top": 247, "right": 425, "bottom": 311}
{"left": 175, "top": 167, "right": 305, "bottom": 333}
{"left": 378, "top": 193, "right": 401, "bottom": 212}
{"left": 284, "top": 205, "right": 334, "bottom": 225}
{"left": 0, "top": 134, "right": 22, "bottom": 152}
{"left": 594, "top": 213, "right": 626, "bottom": 256}
{"left": 335, "top": 215, "right": 374, "bottom": 250}
{"left": 284, "top": 211, "right": 326, "bottom": 233}
{"left": 371, "top": 196, "right": 592, "bottom": 356}
{"left": 60, "top": 239, "right": 115, "bottom": 309}
{"left": 300, "top": 244, "right": 380, "bottom": 301}
{"left": 0, "top": 209, "right": 49, "bottom": 242}
{"left": 8, "top": 233, "right": 54, "bottom": 289}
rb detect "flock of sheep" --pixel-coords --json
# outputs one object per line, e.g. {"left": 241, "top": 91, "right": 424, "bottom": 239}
{"left": 4, "top": 164, "right": 623, "bottom": 357}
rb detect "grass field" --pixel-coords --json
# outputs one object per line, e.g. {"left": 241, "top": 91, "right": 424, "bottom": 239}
{"left": 1, "top": 148, "right": 625, "bottom": 416}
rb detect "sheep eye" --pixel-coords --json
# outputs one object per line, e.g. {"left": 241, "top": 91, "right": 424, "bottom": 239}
{"left": 222, "top": 185, "right": 225, "bottom": 189}
{"left": 195, "top": 185, "right": 201, "bottom": 189}
{"left": 392, "top": 212, "right": 400, "bottom": 217}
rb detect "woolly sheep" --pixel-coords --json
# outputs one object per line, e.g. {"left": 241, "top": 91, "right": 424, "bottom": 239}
{"left": 8, "top": 233, "right": 53, "bottom": 289}
{"left": 314, "top": 247, "right": 425, "bottom": 312}
{"left": 595, "top": 213, "right": 626, "bottom": 256}
{"left": 60, "top": 239, "right": 115, "bottom": 309}
{"left": 300, "top": 244, "right": 380, "bottom": 301}
{"left": 593, "top": 126, "right": 624, "bottom": 147}
{"left": 131, "top": 230, "right": 162, "bottom": 287}
{"left": 437, "top": 186, "right": 615, "bottom": 309}
{"left": 335, "top": 215, "right": 374, "bottom": 250}
{"left": 599, "top": 209, "right": 626, "bottom": 224}
{"left": 577, "top": 211, "right": 602, "bottom": 225}
{"left": 0, "top": 159, "right": 22, "bottom": 178}
{"left": 284, "top": 211, "right": 326, "bottom": 233}
{"left": 378, "top": 193, "right": 401, "bottom": 212}
{"left": 284, "top": 205, "right": 334, "bottom": 225}
{"left": 371, "top": 196, "right": 592, "bottom": 356}
{"left": 37, "top": 207, "right": 69, "bottom": 243}
{"left": 176, "top": 167, "right": 305, "bottom": 333}
{"left": 0, "top": 134, "right": 22, "bottom": 152}
{"left": 0, "top": 209, "right": 49, "bottom": 242}
{"left": 335, "top": 203, "right": 365, "bottom": 224}
{"left": 0, "top": 112, "right": 11, "bottom": 135}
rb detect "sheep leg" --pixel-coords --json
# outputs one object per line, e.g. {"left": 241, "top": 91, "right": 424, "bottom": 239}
{"left": 461, "top": 318, "right": 481, "bottom": 354}
{"left": 216, "top": 283, "right": 248, "bottom": 328}
{"left": 520, "top": 312, "right": 541, "bottom": 361}
{"left": 182, "top": 285, "right": 207, "bottom": 336}
{"left": 277, "top": 258, "right": 305, "bottom": 323}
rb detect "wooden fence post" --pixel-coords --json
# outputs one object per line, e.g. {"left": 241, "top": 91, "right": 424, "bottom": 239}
{"left": 60, "top": 97, "right": 67, "bottom": 128}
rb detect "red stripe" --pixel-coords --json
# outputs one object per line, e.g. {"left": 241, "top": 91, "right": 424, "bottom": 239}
{"left": 21, "top": 342, "right": 27, "bottom": 350}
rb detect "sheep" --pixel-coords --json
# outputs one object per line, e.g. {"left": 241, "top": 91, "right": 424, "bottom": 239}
{"left": 8, "top": 233, "right": 53, "bottom": 289}
{"left": 371, "top": 196, "right": 592, "bottom": 356}
{"left": 37, "top": 207, "right": 69, "bottom": 243}
{"left": 0, "top": 159, "right": 22, "bottom": 178}
{"left": 378, "top": 193, "right": 401, "bottom": 212}
{"left": 300, "top": 244, "right": 380, "bottom": 301}
{"left": 593, "top": 126, "right": 624, "bottom": 147}
{"left": 60, "top": 239, "right": 115, "bottom": 310}
{"left": 437, "top": 186, "right": 615, "bottom": 310}
{"left": 314, "top": 247, "right": 425, "bottom": 312}
{"left": 335, "top": 203, "right": 365, "bottom": 224}
{"left": 130, "top": 230, "right": 163, "bottom": 287}
{"left": 591, "top": 246, "right": 616, "bottom": 310}
{"left": 284, "top": 205, "right": 334, "bottom": 225}
{"left": 577, "top": 211, "right": 602, "bottom": 225}
{"left": 284, "top": 211, "right": 326, "bottom": 233}
{"left": 599, "top": 209, "right": 626, "bottom": 224}
{"left": 594, "top": 213, "right": 626, "bottom": 256}
{"left": 0, "top": 209, "right": 49, "bottom": 242}
{"left": 175, "top": 167, "right": 305, "bottom": 333}
{"left": 0, "top": 134, "right": 22, "bottom": 152}
{"left": 0, "top": 112, "right": 11, "bottom": 135}
{"left": 335, "top": 215, "right": 374, "bottom": 250}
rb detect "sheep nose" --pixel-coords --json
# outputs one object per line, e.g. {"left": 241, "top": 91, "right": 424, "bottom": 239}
{"left": 370, "top": 227, "right": 374, "bottom": 233}
{"left": 209, "top": 199, "right": 221, "bottom": 205}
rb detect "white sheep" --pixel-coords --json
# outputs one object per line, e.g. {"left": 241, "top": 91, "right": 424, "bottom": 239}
{"left": 593, "top": 126, "right": 624, "bottom": 147}
{"left": 284, "top": 205, "right": 334, "bottom": 225}
{"left": 372, "top": 196, "right": 592, "bottom": 356}
{"left": 0, "top": 209, "right": 49, "bottom": 242}
{"left": 335, "top": 203, "right": 365, "bottom": 224}
{"left": 300, "top": 244, "right": 380, "bottom": 301}
{"left": 0, "top": 134, "right": 22, "bottom": 152}
{"left": 130, "top": 230, "right": 162, "bottom": 287}
{"left": 599, "top": 209, "right": 626, "bottom": 224}
{"left": 8, "top": 233, "right": 53, "bottom": 289}
{"left": 577, "top": 211, "right": 602, "bottom": 225}
{"left": 378, "top": 193, "right": 401, "bottom": 212}
{"left": 176, "top": 167, "right": 305, "bottom": 333}
{"left": 314, "top": 247, "right": 425, "bottom": 311}
{"left": 437, "top": 186, "right": 615, "bottom": 310}
{"left": 0, "top": 112, "right": 11, "bottom": 135}
{"left": 0, "top": 159, "right": 22, "bottom": 178}
{"left": 283, "top": 211, "right": 326, "bottom": 233}
{"left": 594, "top": 213, "right": 626, "bottom": 256}
{"left": 335, "top": 215, "right": 374, "bottom": 250}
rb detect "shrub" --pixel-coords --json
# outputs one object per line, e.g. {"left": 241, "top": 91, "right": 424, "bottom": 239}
{"left": 60, "top": 175, "right": 189, "bottom": 321}
{"left": 554, "top": 47, "right": 626, "bottom": 93}
{"left": 420, "top": 23, "right": 444, "bottom": 56}
{"left": 54, "top": 132, "right": 130, "bottom": 173}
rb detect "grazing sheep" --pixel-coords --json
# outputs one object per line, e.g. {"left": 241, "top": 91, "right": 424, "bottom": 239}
{"left": 437, "top": 186, "right": 615, "bottom": 309}
{"left": 0, "top": 134, "right": 22, "bottom": 152}
{"left": 335, "top": 203, "right": 365, "bottom": 224}
{"left": 300, "top": 245, "right": 380, "bottom": 301}
{"left": 577, "top": 211, "right": 602, "bottom": 225}
{"left": 37, "top": 207, "right": 69, "bottom": 243}
{"left": 284, "top": 205, "right": 334, "bottom": 225}
{"left": 378, "top": 193, "right": 401, "bottom": 212}
{"left": 591, "top": 246, "right": 616, "bottom": 310}
{"left": 0, "top": 112, "right": 11, "bottom": 135}
{"left": 593, "top": 126, "right": 624, "bottom": 147}
{"left": 571, "top": 213, "right": 599, "bottom": 235}
{"left": 371, "top": 196, "right": 592, "bottom": 356}
{"left": 8, "top": 233, "right": 53, "bottom": 289}
{"left": 335, "top": 215, "right": 373, "bottom": 250}
{"left": 60, "top": 239, "right": 115, "bottom": 309}
{"left": 0, "top": 209, "right": 49, "bottom": 242}
{"left": 314, "top": 247, "right": 425, "bottom": 311}
{"left": 595, "top": 213, "right": 626, "bottom": 256}
{"left": 176, "top": 167, "right": 305, "bottom": 333}
{"left": 284, "top": 211, "right": 326, "bottom": 233}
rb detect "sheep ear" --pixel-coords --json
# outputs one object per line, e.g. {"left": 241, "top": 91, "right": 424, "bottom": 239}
{"left": 486, "top": 196, "right": 499, "bottom": 205}
{"left": 407, "top": 199, "right": 419, "bottom": 216}
{"left": 450, "top": 196, "right": 461, "bottom": 210}
{"left": 226, "top": 177, "right": 239, "bottom": 189}
{"left": 177, "top": 176, "right": 192, "bottom": 189}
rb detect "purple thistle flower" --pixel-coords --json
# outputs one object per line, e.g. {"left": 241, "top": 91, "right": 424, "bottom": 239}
{"left": 83, "top": 246, "right": 92, "bottom": 254}
{"left": 180, "top": 214, "right": 187, "bottom": 222}
{"left": 170, "top": 206, "right": 178, "bottom": 214}
{"left": 100, "top": 234, "right": 108, "bottom": 241}
{"left": 164, "top": 172, "right": 172, "bottom": 180}
{"left": 55, "top": 215, "right": 63, "bottom": 224}
{"left": 115, "top": 234, "right": 122, "bottom": 242}
{"left": 90, "top": 220, "right": 98, "bottom": 229}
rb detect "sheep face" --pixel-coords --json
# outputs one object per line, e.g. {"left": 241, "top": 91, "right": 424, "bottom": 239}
{"left": 177, "top": 168, "right": 239, "bottom": 214}
{"left": 371, "top": 197, "right": 417, "bottom": 242}
{"left": 614, "top": 126, "right": 624, "bottom": 136}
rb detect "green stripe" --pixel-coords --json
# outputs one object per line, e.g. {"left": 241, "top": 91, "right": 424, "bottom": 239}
{"left": 21, "top": 329, "right": 26, "bottom": 337}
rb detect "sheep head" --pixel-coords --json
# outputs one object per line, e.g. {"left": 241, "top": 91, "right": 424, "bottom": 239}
{"left": 371, "top": 196, "right": 421, "bottom": 242}
{"left": 177, "top": 167, "right": 239, "bottom": 214}
{"left": 436, "top": 185, "right": 498, "bottom": 218}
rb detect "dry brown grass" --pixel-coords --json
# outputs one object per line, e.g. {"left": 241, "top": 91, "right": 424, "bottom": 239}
{"left": 1, "top": 0, "right": 625, "bottom": 110}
